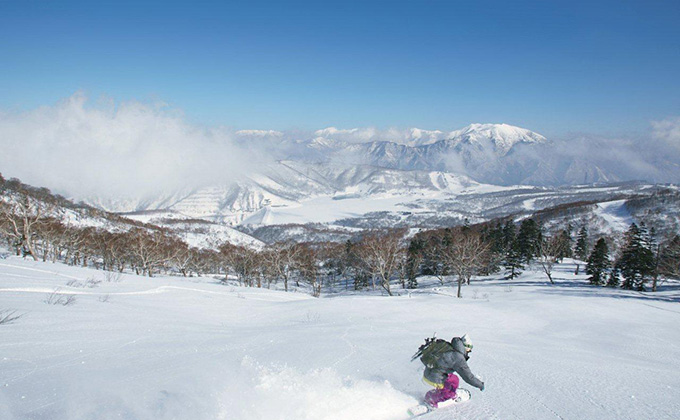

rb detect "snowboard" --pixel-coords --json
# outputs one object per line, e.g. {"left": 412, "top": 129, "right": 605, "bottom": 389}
{"left": 407, "top": 388, "right": 471, "bottom": 417}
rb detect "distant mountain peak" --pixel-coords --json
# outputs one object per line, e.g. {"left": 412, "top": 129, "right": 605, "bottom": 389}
{"left": 450, "top": 123, "right": 547, "bottom": 155}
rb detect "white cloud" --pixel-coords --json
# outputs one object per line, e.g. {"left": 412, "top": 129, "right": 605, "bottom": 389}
{"left": 235, "top": 129, "right": 284, "bottom": 137}
{"left": 548, "top": 118, "right": 680, "bottom": 184}
{"left": 651, "top": 116, "right": 680, "bottom": 154}
{"left": 0, "top": 93, "right": 263, "bottom": 200}
{"left": 1, "top": 93, "right": 678, "bottom": 203}
{"left": 313, "top": 126, "right": 449, "bottom": 145}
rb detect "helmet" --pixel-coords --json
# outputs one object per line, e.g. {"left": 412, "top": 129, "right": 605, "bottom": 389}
{"left": 461, "top": 334, "right": 473, "bottom": 352}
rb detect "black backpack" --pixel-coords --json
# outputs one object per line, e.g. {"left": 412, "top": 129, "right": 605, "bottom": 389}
{"left": 411, "top": 336, "right": 454, "bottom": 368}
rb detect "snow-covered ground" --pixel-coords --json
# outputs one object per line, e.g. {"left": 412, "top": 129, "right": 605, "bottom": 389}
{"left": 120, "top": 211, "right": 265, "bottom": 249}
{"left": 1, "top": 256, "right": 679, "bottom": 420}
{"left": 243, "top": 193, "right": 433, "bottom": 226}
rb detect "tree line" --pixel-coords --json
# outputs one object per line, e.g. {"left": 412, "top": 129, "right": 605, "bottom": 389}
{"left": 584, "top": 222, "right": 679, "bottom": 291}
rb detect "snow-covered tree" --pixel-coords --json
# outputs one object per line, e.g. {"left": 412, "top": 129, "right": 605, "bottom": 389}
{"left": 0, "top": 195, "right": 51, "bottom": 261}
{"left": 607, "top": 265, "right": 620, "bottom": 287}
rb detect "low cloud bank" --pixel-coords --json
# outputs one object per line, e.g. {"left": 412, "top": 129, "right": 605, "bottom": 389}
{"left": 0, "top": 93, "right": 263, "bottom": 200}
{"left": 550, "top": 117, "right": 680, "bottom": 184}
{"left": 1, "top": 93, "right": 679, "bottom": 203}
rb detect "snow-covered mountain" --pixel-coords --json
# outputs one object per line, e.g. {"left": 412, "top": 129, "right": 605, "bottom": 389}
{"left": 297, "top": 123, "right": 662, "bottom": 186}
{"left": 447, "top": 123, "right": 547, "bottom": 155}
{"left": 303, "top": 123, "right": 548, "bottom": 172}
{"left": 75, "top": 122, "right": 680, "bottom": 236}
{"left": 291, "top": 123, "right": 614, "bottom": 186}
{"left": 90, "top": 161, "right": 483, "bottom": 224}
{"left": 0, "top": 177, "right": 264, "bottom": 250}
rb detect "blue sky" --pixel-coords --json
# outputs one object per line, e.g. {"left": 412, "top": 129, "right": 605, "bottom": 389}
{"left": 1, "top": 0, "right": 679, "bottom": 136}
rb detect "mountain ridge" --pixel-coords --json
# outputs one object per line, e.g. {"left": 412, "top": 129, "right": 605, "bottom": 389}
{"left": 71, "top": 122, "right": 678, "bottom": 230}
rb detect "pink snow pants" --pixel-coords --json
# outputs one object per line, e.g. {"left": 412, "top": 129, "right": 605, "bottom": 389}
{"left": 424, "top": 374, "right": 459, "bottom": 408}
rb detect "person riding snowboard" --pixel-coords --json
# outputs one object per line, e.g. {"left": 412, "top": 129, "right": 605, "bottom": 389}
{"left": 418, "top": 334, "right": 484, "bottom": 408}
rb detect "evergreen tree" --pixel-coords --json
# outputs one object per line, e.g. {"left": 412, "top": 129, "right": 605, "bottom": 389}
{"left": 501, "top": 220, "right": 516, "bottom": 252}
{"left": 516, "top": 219, "right": 542, "bottom": 264}
{"left": 504, "top": 239, "right": 524, "bottom": 279}
{"left": 483, "top": 222, "right": 504, "bottom": 254}
{"left": 405, "top": 237, "right": 425, "bottom": 289}
{"left": 607, "top": 265, "right": 620, "bottom": 287}
{"left": 481, "top": 222, "right": 504, "bottom": 274}
{"left": 586, "top": 238, "right": 610, "bottom": 286}
{"left": 555, "top": 228, "right": 573, "bottom": 261}
{"left": 575, "top": 226, "right": 588, "bottom": 260}
{"left": 640, "top": 222, "right": 655, "bottom": 249}
{"left": 499, "top": 221, "right": 523, "bottom": 279}
{"left": 659, "top": 235, "right": 680, "bottom": 286}
{"left": 618, "top": 223, "right": 654, "bottom": 291}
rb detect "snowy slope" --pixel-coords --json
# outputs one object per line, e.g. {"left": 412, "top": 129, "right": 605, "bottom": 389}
{"left": 593, "top": 200, "right": 635, "bottom": 233}
{"left": 1, "top": 256, "right": 679, "bottom": 420}
{"left": 94, "top": 179, "right": 676, "bottom": 241}
{"left": 121, "top": 210, "right": 265, "bottom": 249}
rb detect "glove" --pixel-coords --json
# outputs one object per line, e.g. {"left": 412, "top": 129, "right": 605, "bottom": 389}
{"left": 480, "top": 382, "right": 485, "bottom": 391}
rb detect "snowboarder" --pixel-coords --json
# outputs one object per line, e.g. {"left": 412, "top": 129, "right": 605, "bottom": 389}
{"left": 417, "top": 334, "right": 484, "bottom": 408}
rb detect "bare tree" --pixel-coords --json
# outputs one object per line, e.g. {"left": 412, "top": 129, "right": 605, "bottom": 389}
{"left": 355, "top": 230, "right": 406, "bottom": 296}
{"left": 219, "top": 243, "right": 259, "bottom": 286}
{"left": 422, "top": 230, "right": 451, "bottom": 285}
{"left": 62, "top": 227, "right": 88, "bottom": 266}
{"left": 535, "top": 235, "right": 565, "bottom": 284}
{"left": 127, "top": 229, "right": 179, "bottom": 277}
{"left": 193, "top": 249, "right": 220, "bottom": 276}
{"left": 34, "top": 217, "right": 65, "bottom": 262}
{"left": 441, "top": 230, "right": 490, "bottom": 298}
{"left": 292, "top": 243, "right": 322, "bottom": 297}
{"left": 170, "top": 241, "right": 198, "bottom": 277}
{"left": 396, "top": 251, "right": 409, "bottom": 289}
{"left": 263, "top": 242, "right": 301, "bottom": 292}
{"left": 0, "top": 195, "right": 51, "bottom": 260}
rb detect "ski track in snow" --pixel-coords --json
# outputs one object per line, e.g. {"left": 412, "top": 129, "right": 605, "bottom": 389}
{"left": 0, "top": 284, "right": 301, "bottom": 301}
{"left": 594, "top": 200, "right": 633, "bottom": 232}
{"left": 640, "top": 302, "right": 680, "bottom": 315}
{"left": 0, "top": 262, "right": 83, "bottom": 281}
{"left": 332, "top": 325, "right": 357, "bottom": 369}
{"left": 0, "top": 262, "right": 307, "bottom": 302}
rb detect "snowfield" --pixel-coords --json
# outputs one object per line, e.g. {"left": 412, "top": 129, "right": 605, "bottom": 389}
{"left": 1, "top": 256, "right": 679, "bottom": 420}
